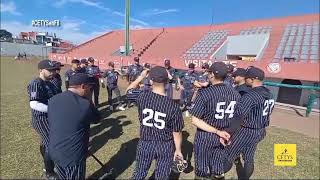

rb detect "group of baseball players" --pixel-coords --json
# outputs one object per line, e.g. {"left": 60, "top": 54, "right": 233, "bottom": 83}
{"left": 27, "top": 56, "right": 275, "bottom": 180}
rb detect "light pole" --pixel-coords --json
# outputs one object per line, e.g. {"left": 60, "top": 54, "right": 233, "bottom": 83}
{"left": 125, "top": 0, "right": 130, "bottom": 56}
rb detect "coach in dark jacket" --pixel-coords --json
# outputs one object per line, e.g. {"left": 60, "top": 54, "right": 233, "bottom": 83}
{"left": 48, "top": 73, "right": 100, "bottom": 180}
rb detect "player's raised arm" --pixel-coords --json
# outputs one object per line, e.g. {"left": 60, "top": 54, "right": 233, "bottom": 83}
{"left": 125, "top": 69, "right": 149, "bottom": 94}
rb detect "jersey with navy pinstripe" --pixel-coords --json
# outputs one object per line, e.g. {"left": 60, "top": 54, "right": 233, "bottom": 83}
{"left": 28, "top": 78, "right": 58, "bottom": 118}
{"left": 28, "top": 78, "right": 58, "bottom": 107}
{"left": 190, "top": 83, "right": 241, "bottom": 129}
{"left": 27, "top": 78, "right": 59, "bottom": 146}
{"left": 50, "top": 73, "right": 62, "bottom": 93}
{"left": 127, "top": 88, "right": 143, "bottom": 102}
{"left": 136, "top": 91, "right": 184, "bottom": 141}
{"left": 234, "top": 83, "right": 251, "bottom": 96}
{"left": 233, "top": 86, "right": 274, "bottom": 129}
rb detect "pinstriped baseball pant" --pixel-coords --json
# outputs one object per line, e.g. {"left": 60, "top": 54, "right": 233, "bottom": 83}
{"left": 225, "top": 128, "right": 266, "bottom": 164}
{"left": 55, "top": 160, "right": 86, "bottom": 180}
{"left": 32, "top": 118, "right": 55, "bottom": 174}
{"left": 194, "top": 131, "right": 225, "bottom": 177}
{"left": 132, "top": 140, "right": 174, "bottom": 180}
{"left": 224, "top": 127, "right": 266, "bottom": 179}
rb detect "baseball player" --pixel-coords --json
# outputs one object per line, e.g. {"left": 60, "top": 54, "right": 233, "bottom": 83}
{"left": 194, "top": 63, "right": 210, "bottom": 88}
{"left": 79, "top": 58, "right": 88, "bottom": 73}
{"left": 164, "top": 59, "right": 177, "bottom": 99}
{"left": 127, "top": 66, "right": 184, "bottom": 180}
{"left": 86, "top": 57, "right": 102, "bottom": 107}
{"left": 224, "top": 64, "right": 235, "bottom": 87}
{"left": 101, "top": 62, "right": 125, "bottom": 111}
{"left": 223, "top": 66, "right": 275, "bottom": 180}
{"left": 48, "top": 73, "right": 100, "bottom": 180}
{"left": 232, "top": 68, "right": 251, "bottom": 96}
{"left": 177, "top": 63, "right": 199, "bottom": 116}
{"left": 142, "top": 63, "right": 152, "bottom": 91}
{"left": 65, "top": 59, "right": 81, "bottom": 89}
{"left": 50, "top": 61, "right": 64, "bottom": 93}
{"left": 127, "top": 57, "right": 144, "bottom": 84}
{"left": 27, "top": 59, "right": 60, "bottom": 179}
{"left": 189, "top": 62, "right": 241, "bottom": 179}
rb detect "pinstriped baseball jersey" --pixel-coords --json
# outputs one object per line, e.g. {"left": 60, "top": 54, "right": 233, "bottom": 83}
{"left": 190, "top": 83, "right": 241, "bottom": 129}
{"left": 234, "top": 84, "right": 251, "bottom": 96}
{"left": 50, "top": 73, "right": 62, "bottom": 93}
{"left": 234, "top": 86, "right": 274, "bottom": 129}
{"left": 27, "top": 78, "right": 59, "bottom": 146}
{"left": 136, "top": 91, "right": 184, "bottom": 141}
{"left": 191, "top": 83, "right": 240, "bottom": 176}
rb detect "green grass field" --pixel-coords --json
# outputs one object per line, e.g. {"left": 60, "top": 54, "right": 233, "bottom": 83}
{"left": 1, "top": 57, "right": 319, "bottom": 179}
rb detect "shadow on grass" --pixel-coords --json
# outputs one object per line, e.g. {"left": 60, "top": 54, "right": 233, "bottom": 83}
{"left": 89, "top": 115, "right": 131, "bottom": 156}
{"left": 148, "top": 131, "right": 194, "bottom": 180}
{"left": 98, "top": 95, "right": 128, "bottom": 109}
{"left": 88, "top": 138, "right": 139, "bottom": 179}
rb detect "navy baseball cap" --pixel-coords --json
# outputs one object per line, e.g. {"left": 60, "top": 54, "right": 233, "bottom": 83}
{"left": 52, "top": 61, "right": 64, "bottom": 68}
{"left": 69, "top": 73, "right": 95, "bottom": 86}
{"left": 80, "top": 59, "right": 88, "bottom": 64}
{"left": 232, "top": 68, "right": 246, "bottom": 77}
{"left": 245, "top": 66, "right": 265, "bottom": 81}
{"left": 188, "top": 63, "right": 195, "bottom": 69}
{"left": 38, "top": 60, "right": 58, "bottom": 70}
{"left": 71, "top": 59, "right": 80, "bottom": 64}
{"left": 209, "top": 62, "right": 228, "bottom": 77}
{"left": 227, "top": 64, "right": 235, "bottom": 73}
{"left": 149, "top": 66, "right": 168, "bottom": 83}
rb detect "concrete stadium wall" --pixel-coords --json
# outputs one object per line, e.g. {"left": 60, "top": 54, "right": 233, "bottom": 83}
{"left": 0, "top": 42, "right": 52, "bottom": 57}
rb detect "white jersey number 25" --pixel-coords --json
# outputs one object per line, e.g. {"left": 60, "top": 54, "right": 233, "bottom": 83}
{"left": 142, "top": 108, "right": 166, "bottom": 129}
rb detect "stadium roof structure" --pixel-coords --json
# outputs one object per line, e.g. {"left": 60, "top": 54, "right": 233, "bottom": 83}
{"left": 50, "top": 14, "right": 320, "bottom": 82}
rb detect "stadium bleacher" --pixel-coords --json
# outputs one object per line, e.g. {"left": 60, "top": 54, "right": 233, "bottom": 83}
{"left": 49, "top": 14, "right": 319, "bottom": 82}
{"left": 273, "top": 22, "right": 319, "bottom": 63}
{"left": 183, "top": 30, "right": 229, "bottom": 60}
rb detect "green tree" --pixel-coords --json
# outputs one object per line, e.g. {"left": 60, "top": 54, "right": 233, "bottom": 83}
{"left": 0, "top": 29, "right": 13, "bottom": 42}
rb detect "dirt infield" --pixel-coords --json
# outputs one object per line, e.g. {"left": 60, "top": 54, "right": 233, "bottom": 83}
{"left": 270, "top": 107, "right": 319, "bottom": 138}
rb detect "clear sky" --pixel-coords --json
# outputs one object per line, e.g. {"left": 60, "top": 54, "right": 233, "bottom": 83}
{"left": 1, "top": 0, "right": 319, "bottom": 44}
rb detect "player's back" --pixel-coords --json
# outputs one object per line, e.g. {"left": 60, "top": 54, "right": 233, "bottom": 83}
{"left": 193, "top": 84, "right": 241, "bottom": 129}
{"left": 241, "top": 86, "right": 274, "bottom": 129}
{"left": 136, "top": 91, "right": 183, "bottom": 141}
